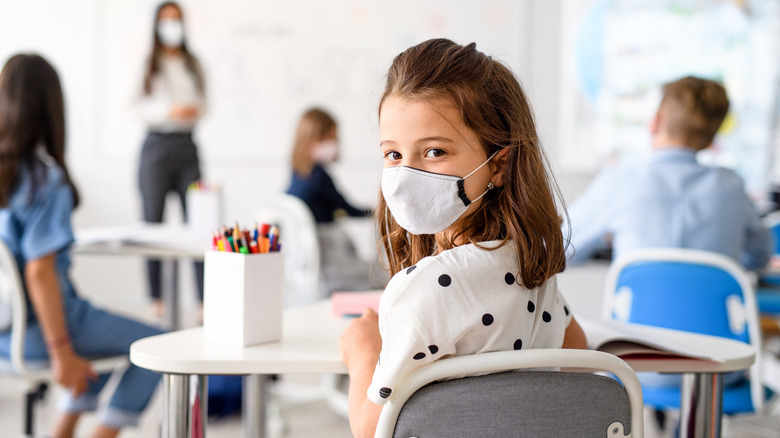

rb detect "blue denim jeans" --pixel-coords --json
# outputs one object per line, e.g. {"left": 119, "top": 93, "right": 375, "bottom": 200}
{"left": 0, "top": 297, "right": 165, "bottom": 429}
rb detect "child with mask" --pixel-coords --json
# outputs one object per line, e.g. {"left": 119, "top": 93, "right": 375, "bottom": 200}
{"left": 137, "top": 1, "right": 207, "bottom": 318}
{"left": 286, "top": 108, "right": 382, "bottom": 297}
{"left": 338, "top": 39, "right": 587, "bottom": 437}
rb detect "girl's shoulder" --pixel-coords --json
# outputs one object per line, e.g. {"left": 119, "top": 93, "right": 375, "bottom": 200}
{"left": 10, "top": 157, "right": 66, "bottom": 209}
{"left": 384, "top": 240, "right": 519, "bottom": 298}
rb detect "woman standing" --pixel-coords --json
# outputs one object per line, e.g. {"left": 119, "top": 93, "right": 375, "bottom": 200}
{"left": 138, "top": 1, "right": 206, "bottom": 317}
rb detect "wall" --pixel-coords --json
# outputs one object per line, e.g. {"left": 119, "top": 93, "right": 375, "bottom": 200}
{"left": 0, "top": 0, "right": 574, "bottom": 312}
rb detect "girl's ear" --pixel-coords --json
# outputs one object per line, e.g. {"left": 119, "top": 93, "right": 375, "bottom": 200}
{"left": 490, "top": 147, "right": 511, "bottom": 187}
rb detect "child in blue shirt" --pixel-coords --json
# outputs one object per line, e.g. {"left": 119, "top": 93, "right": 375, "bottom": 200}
{"left": 0, "top": 54, "right": 163, "bottom": 438}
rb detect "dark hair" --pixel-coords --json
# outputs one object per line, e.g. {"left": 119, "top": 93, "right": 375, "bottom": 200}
{"left": 143, "top": 1, "right": 205, "bottom": 96}
{"left": 290, "top": 108, "right": 337, "bottom": 176}
{"left": 376, "top": 38, "right": 567, "bottom": 289}
{"left": 0, "top": 54, "right": 79, "bottom": 207}
{"left": 659, "top": 76, "right": 730, "bottom": 150}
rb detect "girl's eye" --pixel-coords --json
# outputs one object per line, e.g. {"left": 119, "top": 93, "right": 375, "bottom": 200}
{"left": 384, "top": 150, "right": 402, "bottom": 161}
{"left": 424, "top": 148, "right": 445, "bottom": 158}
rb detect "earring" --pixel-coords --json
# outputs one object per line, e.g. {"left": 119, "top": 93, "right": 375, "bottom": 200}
{"left": 488, "top": 182, "right": 495, "bottom": 190}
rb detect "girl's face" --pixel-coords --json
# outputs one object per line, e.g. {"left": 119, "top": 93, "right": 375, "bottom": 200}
{"left": 379, "top": 95, "right": 495, "bottom": 219}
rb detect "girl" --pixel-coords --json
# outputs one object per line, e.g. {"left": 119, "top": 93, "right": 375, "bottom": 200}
{"left": 0, "top": 54, "right": 163, "bottom": 438}
{"left": 338, "top": 39, "right": 587, "bottom": 437}
{"left": 286, "top": 108, "right": 381, "bottom": 297}
{"left": 138, "top": 1, "right": 206, "bottom": 317}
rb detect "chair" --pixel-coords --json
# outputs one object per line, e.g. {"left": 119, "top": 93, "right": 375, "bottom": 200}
{"left": 0, "top": 239, "right": 127, "bottom": 438}
{"left": 602, "top": 248, "right": 766, "bottom": 414}
{"left": 375, "top": 348, "right": 644, "bottom": 438}
{"left": 756, "top": 212, "right": 780, "bottom": 314}
{"left": 254, "top": 194, "right": 321, "bottom": 308}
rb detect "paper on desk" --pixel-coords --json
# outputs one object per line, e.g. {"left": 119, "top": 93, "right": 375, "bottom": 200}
{"left": 75, "top": 223, "right": 208, "bottom": 250}
{"left": 579, "top": 317, "right": 745, "bottom": 363}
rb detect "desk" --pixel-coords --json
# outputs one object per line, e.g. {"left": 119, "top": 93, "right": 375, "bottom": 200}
{"left": 74, "top": 223, "right": 208, "bottom": 329}
{"left": 131, "top": 300, "right": 753, "bottom": 438}
{"left": 131, "top": 301, "right": 347, "bottom": 438}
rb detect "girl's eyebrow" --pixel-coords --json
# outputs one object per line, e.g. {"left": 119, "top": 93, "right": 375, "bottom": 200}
{"left": 416, "top": 136, "right": 454, "bottom": 145}
{"left": 380, "top": 136, "right": 454, "bottom": 148}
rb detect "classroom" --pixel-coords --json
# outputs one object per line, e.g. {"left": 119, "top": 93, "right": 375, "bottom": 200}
{"left": 0, "top": 0, "right": 779, "bottom": 437}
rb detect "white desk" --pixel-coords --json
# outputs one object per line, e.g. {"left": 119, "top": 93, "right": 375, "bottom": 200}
{"left": 131, "top": 300, "right": 754, "bottom": 438}
{"left": 74, "top": 223, "right": 208, "bottom": 329}
{"left": 132, "top": 302, "right": 346, "bottom": 438}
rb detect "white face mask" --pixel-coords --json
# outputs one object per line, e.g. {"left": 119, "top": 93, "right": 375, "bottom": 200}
{"left": 311, "top": 139, "right": 339, "bottom": 164}
{"left": 381, "top": 151, "right": 498, "bottom": 235}
{"left": 157, "top": 19, "right": 184, "bottom": 48}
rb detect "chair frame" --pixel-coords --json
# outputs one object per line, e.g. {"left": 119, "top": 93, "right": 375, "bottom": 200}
{"left": 0, "top": 239, "right": 127, "bottom": 437}
{"left": 601, "top": 248, "right": 764, "bottom": 412}
{"left": 375, "top": 348, "right": 645, "bottom": 438}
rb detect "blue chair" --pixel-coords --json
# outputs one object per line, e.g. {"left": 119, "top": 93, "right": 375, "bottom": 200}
{"left": 757, "top": 212, "right": 780, "bottom": 314}
{"left": 602, "top": 248, "right": 766, "bottom": 414}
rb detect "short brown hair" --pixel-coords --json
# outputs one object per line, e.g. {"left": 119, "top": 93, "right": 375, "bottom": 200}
{"left": 659, "top": 76, "right": 729, "bottom": 150}
{"left": 376, "top": 39, "right": 566, "bottom": 290}
{"left": 290, "top": 108, "right": 336, "bottom": 176}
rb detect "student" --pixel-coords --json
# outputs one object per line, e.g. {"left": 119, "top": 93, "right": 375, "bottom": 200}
{"left": 338, "top": 39, "right": 587, "bottom": 437}
{"left": 566, "top": 76, "right": 772, "bottom": 271}
{"left": 0, "top": 54, "right": 163, "bottom": 438}
{"left": 138, "top": 1, "right": 206, "bottom": 317}
{"left": 286, "top": 108, "right": 379, "bottom": 297}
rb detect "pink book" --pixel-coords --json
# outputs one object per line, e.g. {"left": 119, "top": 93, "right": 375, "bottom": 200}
{"left": 331, "top": 290, "right": 383, "bottom": 317}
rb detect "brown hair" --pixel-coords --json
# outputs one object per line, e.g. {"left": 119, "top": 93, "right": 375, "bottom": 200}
{"left": 290, "top": 108, "right": 337, "bottom": 176}
{"left": 143, "top": 2, "right": 205, "bottom": 96}
{"left": 0, "top": 54, "right": 79, "bottom": 208}
{"left": 376, "top": 38, "right": 567, "bottom": 289}
{"left": 659, "top": 76, "right": 729, "bottom": 150}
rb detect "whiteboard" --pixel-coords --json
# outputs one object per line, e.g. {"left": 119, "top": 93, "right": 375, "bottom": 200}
{"left": 558, "top": 0, "right": 780, "bottom": 194}
{"left": 97, "top": 0, "right": 529, "bottom": 166}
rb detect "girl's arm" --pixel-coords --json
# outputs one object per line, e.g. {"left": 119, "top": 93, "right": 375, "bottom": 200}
{"left": 339, "top": 309, "right": 384, "bottom": 438}
{"left": 25, "top": 253, "right": 97, "bottom": 395}
{"left": 562, "top": 316, "right": 588, "bottom": 349}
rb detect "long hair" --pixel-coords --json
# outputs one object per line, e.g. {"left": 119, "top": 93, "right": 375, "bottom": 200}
{"left": 290, "top": 108, "right": 337, "bottom": 176}
{"left": 377, "top": 38, "right": 568, "bottom": 289}
{"left": 0, "top": 54, "right": 79, "bottom": 207}
{"left": 143, "top": 1, "right": 205, "bottom": 96}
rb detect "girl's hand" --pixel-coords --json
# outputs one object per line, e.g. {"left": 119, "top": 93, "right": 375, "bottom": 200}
{"left": 51, "top": 349, "right": 98, "bottom": 397}
{"left": 339, "top": 308, "right": 382, "bottom": 369}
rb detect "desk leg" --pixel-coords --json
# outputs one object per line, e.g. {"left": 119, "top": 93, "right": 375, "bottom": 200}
{"left": 163, "top": 374, "right": 189, "bottom": 438}
{"left": 243, "top": 374, "right": 270, "bottom": 438}
{"left": 162, "top": 374, "right": 208, "bottom": 438}
{"left": 680, "top": 372, "right": 724, "bottom": 438}
{"left": 162, "top": 258, "right": 179, "bottom": 330}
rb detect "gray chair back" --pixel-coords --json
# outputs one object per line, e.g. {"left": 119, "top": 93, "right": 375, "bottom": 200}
{"left": 393, "top": 370, "right": 633, "bottom": 438}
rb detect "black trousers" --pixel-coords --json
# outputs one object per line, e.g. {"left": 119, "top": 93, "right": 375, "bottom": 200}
{"left": 139, "top": 131, "right": 204, "bottom": 302}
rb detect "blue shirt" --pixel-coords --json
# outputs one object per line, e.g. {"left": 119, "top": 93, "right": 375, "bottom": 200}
{"left": 286, "top": 164, "right": 371, "bottom": 223}
{"left": 0, "top": 159, "right": 78, "bottom": 308}
{"left": 565, "top": 147, "right": 772, "bottom": 270}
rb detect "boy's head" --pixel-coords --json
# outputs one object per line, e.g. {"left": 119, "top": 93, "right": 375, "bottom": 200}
{"left": 651, "top": 76, "right": 730, "bottom": 151}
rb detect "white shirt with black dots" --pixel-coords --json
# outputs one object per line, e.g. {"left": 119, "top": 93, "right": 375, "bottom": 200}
{"left": 367, "top": 240, "right": 573, "bottom": 405}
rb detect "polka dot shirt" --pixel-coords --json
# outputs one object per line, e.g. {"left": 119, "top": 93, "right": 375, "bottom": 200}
{"left": 367, "top": 240, "right": 573, "bottom": 405}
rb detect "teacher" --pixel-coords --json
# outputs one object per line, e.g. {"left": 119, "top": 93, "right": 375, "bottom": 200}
{"left": 137, "top": 1, "right": 206, "bottom": 318}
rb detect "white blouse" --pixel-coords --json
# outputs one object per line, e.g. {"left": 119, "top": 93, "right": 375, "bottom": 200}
{"left": 367, "top": 240, "right": 573, "bottom": 405}
{"left": 137, "top": 54, "right": 206, "bottom": 133}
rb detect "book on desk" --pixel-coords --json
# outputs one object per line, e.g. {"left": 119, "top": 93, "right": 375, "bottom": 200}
{"left": 579, "top": 317, "right": 737, "bottom": 363}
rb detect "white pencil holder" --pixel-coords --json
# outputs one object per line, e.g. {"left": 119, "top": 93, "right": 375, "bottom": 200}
{"left": 203, "top": 250, "right": 285, "bottom": 347}
{"left": 186, "top": 190, "right": 222, "bottom": 233}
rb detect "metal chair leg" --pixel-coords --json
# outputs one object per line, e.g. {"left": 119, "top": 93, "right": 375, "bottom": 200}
{"left": 24, "top": 382, "right": 48, "bottom": 437}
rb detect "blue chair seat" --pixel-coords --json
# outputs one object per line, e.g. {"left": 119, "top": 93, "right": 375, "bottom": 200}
{"left": 643, "top": 381, "right": 773, "bottom": 414}
{"left": 757, "top": 289, "right": 780, "bottom": 314}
